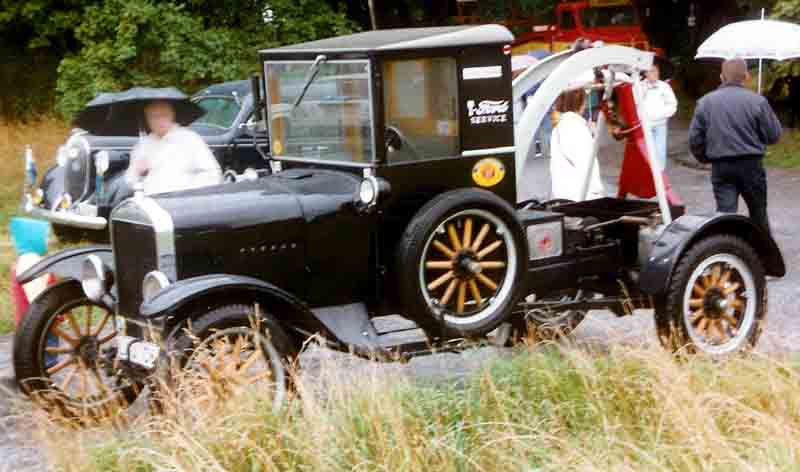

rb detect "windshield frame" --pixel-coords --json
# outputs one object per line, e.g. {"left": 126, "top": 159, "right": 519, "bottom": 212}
{"left": 579, "top": 6, "right": 638, "bottom": 29}
{"left": 263, "top": 58, "right": 376, "bottom": 168}
{"left": 191, "top": 95, "right": 245, "bottom": 130}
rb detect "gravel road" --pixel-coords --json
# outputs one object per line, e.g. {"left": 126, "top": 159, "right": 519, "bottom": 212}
{"left": 1, "top": 123, "right": 798, "bottom": 471}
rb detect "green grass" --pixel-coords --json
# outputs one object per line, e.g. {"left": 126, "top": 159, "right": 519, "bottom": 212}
{"left": 766, "top": 130, "right": 800, "bottom": 168}
{"left": 30, "top": 345, "right": 800, "bottom": 471}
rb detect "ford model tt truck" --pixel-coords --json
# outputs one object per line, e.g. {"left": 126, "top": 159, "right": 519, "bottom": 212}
{"left": 512, "top": 0, "right": 660, "bottom": 56}
{"left": 14, "top": 25, "right": 784, "bottom": 416}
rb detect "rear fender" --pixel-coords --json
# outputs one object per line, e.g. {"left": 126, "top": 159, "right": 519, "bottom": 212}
{"left": 17, "top": 245, "right": 114, "bottom": 284}
{"left": 139, "top": 274, "right": 327, "bottom": 338}
{"left": 639, "top": 214, "right": 785, "bottom": 295}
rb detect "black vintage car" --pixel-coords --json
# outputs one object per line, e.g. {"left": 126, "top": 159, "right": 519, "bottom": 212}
{"left": 14, "top": 26, "right": 785, "bottom": 415}
{"left": 22, "top": 80, "right": 270, "bottom": 242}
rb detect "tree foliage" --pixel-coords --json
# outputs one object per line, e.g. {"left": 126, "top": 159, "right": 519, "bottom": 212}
{"left": 0, "top": 0, "right": 358, "bottom": 119}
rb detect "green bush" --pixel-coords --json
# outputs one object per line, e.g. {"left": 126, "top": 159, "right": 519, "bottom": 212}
{"left": 54, "top": 0, "right": 358, "bottom": 118}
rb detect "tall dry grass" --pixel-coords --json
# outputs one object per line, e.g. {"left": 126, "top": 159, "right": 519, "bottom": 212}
{"left": 28, "top": 345, "right": 800, "bottom": 471}
{"left": 0, "top": 118, "right": 70, "bottom": 333}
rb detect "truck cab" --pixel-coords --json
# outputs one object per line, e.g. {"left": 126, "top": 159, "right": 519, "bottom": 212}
{"left": 512, "top": 0, "right": 657, "bottom": 56}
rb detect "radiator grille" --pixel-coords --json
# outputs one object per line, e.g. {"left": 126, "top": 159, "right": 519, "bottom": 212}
{"left": 112, "top": 220, "right": 157, "bottom": 317}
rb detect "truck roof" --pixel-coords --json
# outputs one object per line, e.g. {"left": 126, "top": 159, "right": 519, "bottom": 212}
{"left": 260, "top": 25, "right": 514, "bottom": 55}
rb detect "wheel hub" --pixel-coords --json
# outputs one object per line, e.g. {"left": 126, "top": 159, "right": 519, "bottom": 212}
{"left": 77, "top": 336, "right": 100, "bottom": 364}
{"left": 453, "top": 250, "right": 481, "bottom": 280}
{"left": 703, "top": 289, "right": 727, "bottom": 320}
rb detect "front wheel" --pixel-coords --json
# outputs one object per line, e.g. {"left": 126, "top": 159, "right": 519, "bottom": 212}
{"left": 13, "top": 281, "right": 139, "bottom": 416}
{"left": 655, "top": 235, "right": 766, "bottom": 355}
{"left": 168, "top": 304, "right": 297, "bottom": 413}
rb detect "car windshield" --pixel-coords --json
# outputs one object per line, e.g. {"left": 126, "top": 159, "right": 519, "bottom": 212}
{"left": 194, "top": 96, "right": 241, "bottom": 129}
{"left": 580, "top": 6, "right": 637, "bottom": 28}
{"left": 265, "top": 60, "right": 373, "bottom": 164}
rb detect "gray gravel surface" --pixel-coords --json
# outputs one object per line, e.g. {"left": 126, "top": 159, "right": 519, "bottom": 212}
{"left": 1, "top": 122, "right": 798, "bottom": 471}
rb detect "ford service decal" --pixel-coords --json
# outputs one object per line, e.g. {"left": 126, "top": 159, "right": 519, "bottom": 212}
{"left": 467, "top": 99, "right": 509, "bottom": 125}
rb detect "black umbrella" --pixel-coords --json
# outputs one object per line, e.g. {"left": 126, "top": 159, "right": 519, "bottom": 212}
{"left": 73, "top": 87, "right": 206, "bottom": 136}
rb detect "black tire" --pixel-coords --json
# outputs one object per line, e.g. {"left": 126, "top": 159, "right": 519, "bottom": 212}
{"left": 655, "top": 235, "right": 766, "bottom": 355}
{"left": 168, "top": 304, "right": 297, "bottom": 412}
{"left": 508, "top": 290, "right": 587, "bottom": 344}
{"left": 13, "top": 281, "right": 139, "bottom": 416}
{"left": 396, "top": 188, "right": 528, "bottom": 338}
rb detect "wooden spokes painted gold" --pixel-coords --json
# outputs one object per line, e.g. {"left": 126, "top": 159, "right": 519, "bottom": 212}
{"left": 687, "top": 261, "right": 747, "bottom": 345}
{"left": 424, "top": 213, "right": 510, "bottom": 315}
{"left": 43, "top": 304, "right": 121, "bottom": 403}
{"left": 187, "top": 332, "right": 274, "bottom": 407}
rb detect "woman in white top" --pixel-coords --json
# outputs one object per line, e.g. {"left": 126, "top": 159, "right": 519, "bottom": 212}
{"left": 126, "top": 100, "right": 222, "bottom": 195}
{"left": 549, "top": 89, "right": 605, "bottom": 202}
{"left": 639, "top": 63, "right": 678, "bottom": 171}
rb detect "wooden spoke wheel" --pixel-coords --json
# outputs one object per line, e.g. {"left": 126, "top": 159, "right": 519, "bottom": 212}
{"left": 13, "top": 281, "right": 138, "bottom": 416}
{"left": 184, "top": 327, "right": 283, "bottom": 409}
{"left": 419, "top": 209, "right": 518, "bottom": 327}
{"left": 655, "top": 235, "right": 766, "bottom": 356}
{"left": 170, "top": 304, "right": 295, "bottom": 414}
{"left": 681, "top": 254, "right": 757, "bottom": 354}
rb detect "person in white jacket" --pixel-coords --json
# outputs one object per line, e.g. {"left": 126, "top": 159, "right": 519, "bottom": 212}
{"left": 549, "top": 89, "right": 605, "bottom": 201}
{"left": 126, "top": 100, "right": 222, "bottom": 195}
{"left": 639, "top": 64, "right": 678, "bottom": 171}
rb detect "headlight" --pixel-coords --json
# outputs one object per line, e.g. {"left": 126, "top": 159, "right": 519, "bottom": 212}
{"left": 56, "top": 146, "right": 68, "bottom": 167}
{"left": 95, "top": 150, "right": 110, "bottom": 176}
{"left": 65, "top": 133, "right": 90, "bottom": 162}
{"left": 81, "top": 255, "right": 112, "bottom": 302}
{"left": 359, "top": 176, "right": 378, "bottom": 206}
{"left": 142, "top": 271, "right": 170, "bottom": 303}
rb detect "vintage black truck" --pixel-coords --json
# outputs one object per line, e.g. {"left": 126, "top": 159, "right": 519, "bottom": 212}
{"left": 14, "top": 25, "right": 785, "bottom": 415}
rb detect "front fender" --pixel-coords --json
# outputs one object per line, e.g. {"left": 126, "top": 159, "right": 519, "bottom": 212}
{"left": 139, "top": 274, "right": 323, "bottom": 333}
{"left": 17, "top": 245, "right": 113, "bottom": 284}
{"left": 639, "top": 214, "right": 785, "bottom": 295}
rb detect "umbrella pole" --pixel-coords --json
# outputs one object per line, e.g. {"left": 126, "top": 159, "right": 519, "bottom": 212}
{"left": 758, "top": 8, "right": 765, "bottom": 95}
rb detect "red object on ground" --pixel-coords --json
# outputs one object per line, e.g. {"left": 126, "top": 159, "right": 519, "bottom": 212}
{"left": 10, "top": 264, "right": 30, "bottom": 326}
{"left": 10, "top": 262, "right": 55, "bottom": 327}
{"left": 613, "top": 82, "right": 682, "bottom": 206}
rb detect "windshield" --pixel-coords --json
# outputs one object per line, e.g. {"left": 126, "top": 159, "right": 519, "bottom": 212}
{"left": 265, "top": 60, "right": 373, "bottom": 164}
{"left": 580, "top": 6, "right": 637, "bottom": 28}
{"left": 193, "top": 96, "right": 241, "bottom": 129}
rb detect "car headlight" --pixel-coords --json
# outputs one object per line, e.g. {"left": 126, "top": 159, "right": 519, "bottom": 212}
{"left": 81, "top": 255, "right": 112, "bottom": 302}
{"left": 142, "top": 271, "right": 170, "bottom": 303}
{"left": 65, "top": 133, "right": 90, "bottom": 162}
{"left": 359, "top": 176, "right": 378, "bottom": 206}
{"left": 95, "top": 150, "right": 110, "bottom": 176}
{"left": 56, "top": 145, "right": 68, "bottom": 167}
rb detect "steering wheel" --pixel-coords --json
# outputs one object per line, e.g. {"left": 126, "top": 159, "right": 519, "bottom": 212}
{"left": 385, "top": 125, "right": 421, "bottom": 159}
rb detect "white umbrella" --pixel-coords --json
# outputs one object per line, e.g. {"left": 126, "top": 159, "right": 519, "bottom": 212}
{"left": 695, "top": 11, "right": 800, "bottom": 93}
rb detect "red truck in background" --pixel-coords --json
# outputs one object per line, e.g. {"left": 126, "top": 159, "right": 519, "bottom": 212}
{"left": 510, "top": 0, "right": 662, "bottom": 57}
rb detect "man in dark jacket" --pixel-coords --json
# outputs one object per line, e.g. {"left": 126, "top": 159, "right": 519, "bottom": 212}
{"left": 689, "top": 58, "right": 782, "bottom": 234}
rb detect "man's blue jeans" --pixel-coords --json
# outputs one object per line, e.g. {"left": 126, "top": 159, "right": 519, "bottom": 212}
{"left": 648, "top": 124, "right": 668, "bottom": 171}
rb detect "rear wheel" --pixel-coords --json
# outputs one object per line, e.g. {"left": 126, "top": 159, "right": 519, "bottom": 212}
{"left": 13, "top": 281, "right": 138, "bottom": 417}
{"left": 655, "top": 235, "right": 766, "bottom": 355}
{"left": 169, "top": 304, "right": 297, "bottom": 413}
{"left": 397, "top": 189, "right": 527, "bottom": 338}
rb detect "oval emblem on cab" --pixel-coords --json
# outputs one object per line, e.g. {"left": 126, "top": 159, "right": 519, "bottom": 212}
{"left": 472, "top": 158, "right": 505, "bottom": 187}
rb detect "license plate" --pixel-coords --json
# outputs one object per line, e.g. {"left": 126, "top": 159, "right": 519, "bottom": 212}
{"left": 116, "top": 335, "right": 161, "bottom": 369}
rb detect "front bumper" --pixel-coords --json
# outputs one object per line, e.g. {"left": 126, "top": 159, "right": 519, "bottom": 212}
{"left": 22, "top": 194, "right": 107, "bottom": 230}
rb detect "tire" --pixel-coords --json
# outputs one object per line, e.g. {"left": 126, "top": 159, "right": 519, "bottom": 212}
{"left": 655, "top": 235, "right": 766, "bottom": 355}
{"left": 13, "top": 281, "right": 139, "bottom": 416}
{"left": 508, "top": 289, "right": 587, "bottom": 344}
{"left": 168, "top": 304, "right": 297, "bottom": 413}
{"left": 396, "top": 188, "right": 528, "bottom": 338}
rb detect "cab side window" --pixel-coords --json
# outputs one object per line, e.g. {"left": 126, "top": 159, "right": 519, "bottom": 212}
{"left": 560, "top": 11, "right": 576, "bottom": 30}
{"left": 382, "top": 57, "right": 459, "bottom": 163}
